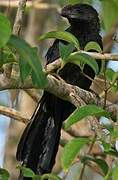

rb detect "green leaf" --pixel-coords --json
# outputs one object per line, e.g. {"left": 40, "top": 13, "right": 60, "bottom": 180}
{"left": 104, "top": 170, "right": 112, "bottom": 180}
{"left": 41, "top": 173, "right": 62, "bottom": 180}
{"left": 64, "top": 104, "right": 110, "bottom": 130}
{"left": 84, "top": 41, "right": 102, "bottom": 53}
{"left": 94, "top": 159, "right": 109, "bottom": 175}
{"left": 17, "top": 166, "right": 35, "bottom": 178}
{"left": 102, "top": 141, "right": 112, "bottom": 152}
{"left": 59, "top": 0, "right": 92, "bottom": 6}
{"left": 0, "top": 168, "right": 9, "bottom": 180}
{"left": 67, "top": 53, "right": 99, "bottom": 74}
{"left": 105, "top": 149, "right": 118, "bottom": 157}
{"left": 59, "top": 42, "right": 74, "bottom": 61}
{"left": 1, "top": 47, "right": 16, "bottom": 64}
{"left": 111, "top": 85, "right": 118, "bottom": 93}
{"left": 0, "top": 13, "right": 11, "bottom": 48}
{"left": 112, "top": 163, "right": 118, "bottom": 180}
{"left": 102, "top": 1, "right": 118, "bottom": 32}
{"left": 104, "top": 124, "right": 114, "bottom": 134}
{"left": 111, "top": 129, "right": 118, "bottom": 140}
{"left": 39, "top": 31, "right": 80, "bottom": 49}
{"left": 19, "top": 55, "right": 31, "bottom": 82}
{"left": 106, "top": 68, "right": 118, "bottom": 92}
{"left": 61, "top": 137, "right": 89, "bottom": 170}
{"left": 32, "top": 175, "right": 41, "bottom": 180}
{"left": 106, "top": 68, "right": 116, "bottom": 82}
{"left": 8, "top": 35, "right": 48, "bottom": 88}
{"left": 82, "top": 156, "right": 109, "bottom": 175}
{"left": 68, "top": 0, "right": 92, "bottom": 4}
{"left": 113, "top": 0, "right": 118, "bottom": 4}
{"left": 68, "top": 0, "right": 81, "bottom": 4}
{"left": 112, "top": 71, "right": 118, "bottom": 83}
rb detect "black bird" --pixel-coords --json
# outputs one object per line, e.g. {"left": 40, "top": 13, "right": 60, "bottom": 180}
{"left": 16, "top": 4, "right": 103, "bottom": 179}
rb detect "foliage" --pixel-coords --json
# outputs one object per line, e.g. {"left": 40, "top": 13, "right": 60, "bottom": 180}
{"left": 61, "top": 137, "right": 89, "bottom": 170}
{"left": 0, "top": 168, "right": 9, "bottom": 180}
{"left": 0, "top": 0, "right": 118, "bottom": 180}
{"left": 39, "top": 31, "right": 80, "bottom": 49}
{"left": 64, "top": 104, "right": 110, "bottom": 130}
{"left": 8, "top": 35, "right": 48, "bottom": 88}
{"left": 0, "top": 13, "right": 11, "bottom": 48}
{"left": 101, "top": 0, "right": 118, "bottom": 32}
{"left": 17, "top": 166, "right": 62, "bottom": 180}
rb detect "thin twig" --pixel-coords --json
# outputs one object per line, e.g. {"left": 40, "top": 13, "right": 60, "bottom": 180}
{"left": 0, "top": 105, "right": 29, "bottom": 123}
{"left": 79, "top": 134, "right": 97, "bottom": 180}
{"left": 103, "top": 71, "right": 107, "bottom": 109}
{"left": 79, "top": 164, "right": 86, "bottom": 180}
{"left": 24, "top": 89, "right": 39, "bottom": 103}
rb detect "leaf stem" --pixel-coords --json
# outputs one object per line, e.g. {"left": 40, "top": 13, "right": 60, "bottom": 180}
{"left": 103, "top": 71, "right": 107, "bottom": 109}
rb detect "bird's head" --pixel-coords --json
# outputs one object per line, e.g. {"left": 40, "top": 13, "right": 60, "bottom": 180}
{"left": 61, "top": 4, "right": 100, "bottom": 31}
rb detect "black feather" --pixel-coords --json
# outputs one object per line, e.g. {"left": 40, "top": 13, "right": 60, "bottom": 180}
{"left": 16, "top": 4, "right": 103, "bottom": 179}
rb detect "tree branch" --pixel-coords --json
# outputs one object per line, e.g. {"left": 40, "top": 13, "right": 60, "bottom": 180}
{"left": 0, "top": 73, "right": 117, "bottom": 115}
{"left": 13, "top": 0, "right": 27, "bottom": 35}
{"left": 0, "top": 1, "right": 60, "bottom": 12}
{"left": 0, "top": 105, "right": 29, "bottom": 123}
{"left": 24, "top": 89, "right": 40, "bottom": 103}
{"left": 82, "top": 51, "right": 118, "bottom": 61}
{"left": 45, "top": 51, "right": 118, "bottom": 76}
{"left": 45, "top": 51, "right": 118, "bottom": 73}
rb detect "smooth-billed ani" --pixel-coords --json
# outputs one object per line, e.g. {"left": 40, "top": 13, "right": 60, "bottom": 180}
{"left": 16, "top": 3, "right": 103, "bottom": 179}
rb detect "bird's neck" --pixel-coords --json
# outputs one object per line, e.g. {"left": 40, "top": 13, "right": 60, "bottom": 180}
{"left": 69, "top": 21, "right": 100, "bottom": 49}
{"left": 72, "top": 22, "right": 99, "bottom": 35}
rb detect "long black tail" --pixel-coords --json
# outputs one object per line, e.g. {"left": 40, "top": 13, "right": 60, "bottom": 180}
{"left": 16, "top": 92, "right": 75, "bottom": 179}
